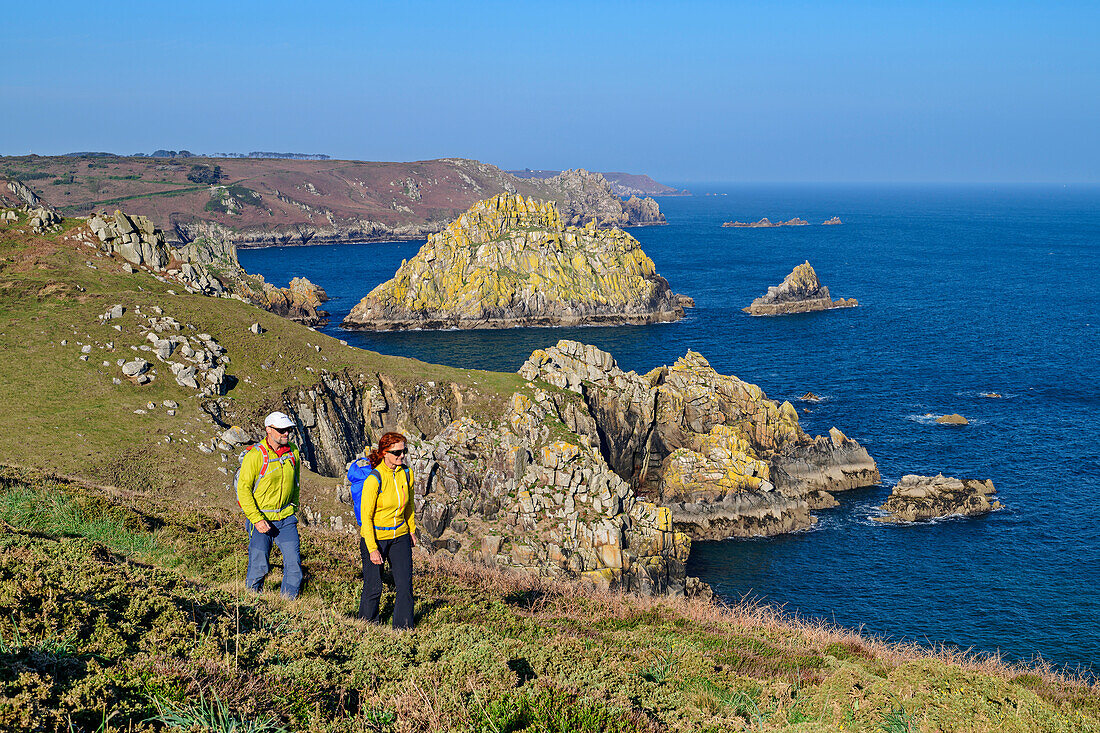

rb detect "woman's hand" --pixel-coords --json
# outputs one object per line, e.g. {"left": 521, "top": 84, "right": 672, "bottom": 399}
{"left": 410, "top": 533, "right": 418, "bottom": 548}
{"left": 370, "top": 550, "right": 383, "bottom": 565}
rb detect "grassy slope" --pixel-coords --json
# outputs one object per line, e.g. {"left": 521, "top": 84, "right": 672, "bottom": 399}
{"left": 0, "top": 212, "right": 519, "bottom": 514}
{"left": 1, "top": 468, "right": 1097, "bottom": 733}
{"left": 0, "top": 214, "right": 1097, "bottom": 732}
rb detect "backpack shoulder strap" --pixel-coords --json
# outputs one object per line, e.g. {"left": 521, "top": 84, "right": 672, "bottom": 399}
{"left": 255, "top": 442, "right": 271, "bottom": 479}
{"left": 369, "top": 468, "right": 383, "bottom": 494}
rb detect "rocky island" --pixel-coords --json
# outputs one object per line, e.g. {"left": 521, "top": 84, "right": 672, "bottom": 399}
{"left": 722, "top": 217, "right": 810, "bottom": 228}
{"left": 875, "top": 474, "right": 1001, "bottom": 522}
{"left": 343, "top": 194, "right": 689, "bottom": 330}
{"left": 743, "top": 261, "right": 858, "bottom": 316}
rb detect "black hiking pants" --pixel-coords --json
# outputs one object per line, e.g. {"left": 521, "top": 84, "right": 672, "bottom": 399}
{"left": 359, "top": 533, "right": 414, "bottom": 629}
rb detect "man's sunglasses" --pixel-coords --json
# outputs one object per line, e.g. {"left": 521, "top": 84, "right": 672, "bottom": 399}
{"left": 271, "top": 426, "right": 292, "bottom": 434}
{"left": 387, "top": 448, "right": 408, "bottom": 456}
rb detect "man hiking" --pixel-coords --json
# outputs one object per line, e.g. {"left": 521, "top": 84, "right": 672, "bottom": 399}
{"left": 237, "top": 411, "right": 303, "bottom": 598}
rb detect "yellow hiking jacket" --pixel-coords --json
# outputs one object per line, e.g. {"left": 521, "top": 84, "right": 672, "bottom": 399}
{"left": 360, "top": 462, "right": 416, "bottom": 552}
{"left": 236, "top": 441, "right": 300, "bottom": 525}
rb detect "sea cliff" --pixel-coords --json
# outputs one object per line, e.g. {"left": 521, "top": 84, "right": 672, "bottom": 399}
{"left": 343, "top": 194, "right": 687, "bottom": 330}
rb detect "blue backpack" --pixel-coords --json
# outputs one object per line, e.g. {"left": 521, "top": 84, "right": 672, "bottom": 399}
{"left": 347, "top": 459, "right": 412, "bottom": 527}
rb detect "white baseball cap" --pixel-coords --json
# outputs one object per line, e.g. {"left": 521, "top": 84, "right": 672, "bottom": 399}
{"left": 264, "top": 411, "right": 295, "bottom": 430}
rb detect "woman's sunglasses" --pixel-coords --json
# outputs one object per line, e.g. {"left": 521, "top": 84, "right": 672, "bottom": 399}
{"left": 387, "top": 448, "right": 407, "bottom": 456}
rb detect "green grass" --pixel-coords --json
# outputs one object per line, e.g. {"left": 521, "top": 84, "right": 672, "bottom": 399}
{"left": 0, "top": 471, "right": 159, "bottom": 557}
{"left": 58, "top": 185, "right": 208, "bottom": 213}
{"left": 151, "top": 692, "right": 289, "bottom": 733}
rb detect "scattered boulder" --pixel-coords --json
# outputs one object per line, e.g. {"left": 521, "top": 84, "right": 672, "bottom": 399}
{"left": 743, "top": 261, "right": 858, "bottom": 316}
{"left": 27, "top": 207, "right": 62, "bottom": 233}
{"left": 121, "top": 359, "right": 150, "bottom": 377}
{"left": 876, "top": 474, "right": 1001, "bottom": 522}
{"left": 220, "top": 426, "right": 253, "bottom": 447}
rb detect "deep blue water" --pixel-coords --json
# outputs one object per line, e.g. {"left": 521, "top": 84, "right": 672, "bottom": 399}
{"left": 240, "top": 184, "right": 1100, "bottom": 675}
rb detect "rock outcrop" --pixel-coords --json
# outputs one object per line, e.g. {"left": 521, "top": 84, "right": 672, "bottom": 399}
{"left": 823, "top": 217, "right": 843, "bottom": 225}
{"left": 875, "top": 474, "right": 1001, "bottom": 522}
{"left": 249, "top": 364, "right": 693, "bottom": 595}
{"left": 5, "top": 179, "right": 41, "bottom": 207}
{"left": 343, "top": 194, "right": 686, "bottom": 330}
{"left": 936, "top": 414, "right": 969, "bottom": 425}
{"left": 722, "top": 218, "right": 810, "bottom": 228}
{"left": 200, "top": 340, "right": 877, "bottom": 592}
{"left": 518, "top": 340, "right": 879, "bottom": 539}
{"left": 535, "top": 169, "right": 666, "bottom": 227}
{"left": 82, "top": 210, "right": 328, "bottom": 323}
{"left": 88, "top": 211, "right": 173, "bottom": 271}
{"left": 743, "top": 261, "right": 858, "bottom": 316}
{"left": 252, "top": 276, "right": 330, "bottom": 325}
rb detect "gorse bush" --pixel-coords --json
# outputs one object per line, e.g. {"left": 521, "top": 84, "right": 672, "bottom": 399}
{"left": 188, "top": 164, "right": 223, "bottom": 185}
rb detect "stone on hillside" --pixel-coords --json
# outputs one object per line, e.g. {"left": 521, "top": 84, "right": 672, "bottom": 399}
{"left": 220, "top": 426, "right": 253, "bottom": 446}
{"left": 121, "top": 359, "right": 150, "bottom": 377}
{"left": 875, "top": 474, "right": 1000, "bottom": 523}
{"left": 175, "top": 366, "right": 200, "bottom": 389}
{"left": 163, "top": 400, "right": 179, "bottom": 409}
{"left": 344, "top": 194, "right": 687, "bottom": 330}
{"left": 249, "top": 322, "right": 264, "bottom": 334}
{"left": 80, "top": 345, "right": 92, "bottom": 354}
{"left": 936, "top": 413, "right": 969, "bottom": 425}
{"left": 743, "top": 261, "right": 858, "bottom": 316}
{"left": 105, "top": 304, "right": 125, "bottom": 320}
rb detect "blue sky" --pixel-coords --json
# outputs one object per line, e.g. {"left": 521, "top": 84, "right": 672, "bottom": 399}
{"left": 2, "top": 1, "right": 1098, "bottom": 183}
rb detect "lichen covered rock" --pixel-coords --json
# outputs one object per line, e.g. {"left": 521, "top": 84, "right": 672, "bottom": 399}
{"left": 254, "top": 276, "right": 330, "bottom": 325}
{"left": 343, "top": 194, "right": 685, "bottom": 330}
{"left": 518, "top": 340, "right": 879, "bottom": 539}
{"left": 876, "top": 474, "right": 1001, "bottom": 523}
{"left": 743, "top": 261, "right": 857, "bottom": 316}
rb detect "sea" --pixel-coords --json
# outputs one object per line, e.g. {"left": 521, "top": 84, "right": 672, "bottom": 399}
{"left": 239, "top": 184, "right": 1100, "bottom": 676}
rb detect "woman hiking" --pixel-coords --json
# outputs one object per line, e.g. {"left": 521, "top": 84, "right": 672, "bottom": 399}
{"left": 350, "top": 432, "right": 417, "bottom": 629}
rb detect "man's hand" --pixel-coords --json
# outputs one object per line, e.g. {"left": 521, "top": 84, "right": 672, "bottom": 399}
{"left": 370, "top": 550, "right": 383, "bottom": 565}
{"left": 255, "top": 519, "right": 273, "bottom": 534}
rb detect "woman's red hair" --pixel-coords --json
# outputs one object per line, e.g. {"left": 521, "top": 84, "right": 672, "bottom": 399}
{"left": 368, "top": 432, "right": 407, "bottom": 468}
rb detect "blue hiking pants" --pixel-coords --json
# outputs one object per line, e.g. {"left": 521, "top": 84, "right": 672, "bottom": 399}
{"left": 245, "top": 516, "right": 302, "bottom": 599}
